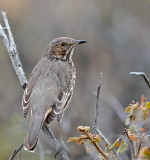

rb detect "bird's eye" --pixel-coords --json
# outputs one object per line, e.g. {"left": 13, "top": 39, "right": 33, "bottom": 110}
{"left": 59, "top": 42, "right": 66, "bottom": 47}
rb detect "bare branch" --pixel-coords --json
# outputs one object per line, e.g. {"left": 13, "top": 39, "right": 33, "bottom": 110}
{"left": 130, "top": 72, "right": 150, "bottom": 88}
{"left": 42, "top": 124, "right": 70, "bottom": 160}
{"left": 93, "top": 73, "right": 109, "bottom": 143}
{"left": 0, "top": 23, "right": 9, "bottom": 50}
{"left": 0, "top": 11, "right": 70, "bottom": 160}
{"left": 82, "top": 128, "right": 109, "bottom": 160}
{"left": 9, "top": 143, "right": 24, "bottom": 160}
{"left": 136, "top": 143, "right": 141, "bottom": 159}
{"left": 123, "top": 129, "right": 136, "bottom": 160}
{"left": 93, "top": 73, "right": 111, "bottom": 144}
{"left": 94, "top": 72, "right": 103, "bottom": 126}
{"left": 93, "top": 73, "right": 121, "bottom": 160}
{"left": 0, "top": 11, "right": 27, "bottom": 89}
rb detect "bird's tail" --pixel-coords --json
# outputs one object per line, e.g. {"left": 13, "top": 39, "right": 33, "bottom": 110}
{"left": 24, "top": 113, "right": 44, "bottom": 152}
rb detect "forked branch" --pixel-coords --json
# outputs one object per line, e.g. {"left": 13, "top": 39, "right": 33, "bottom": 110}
{"left": 93, "top": 73, "right": 121, "bottom": 160}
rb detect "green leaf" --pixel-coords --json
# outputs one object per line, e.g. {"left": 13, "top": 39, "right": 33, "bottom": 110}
{"left": 117, "top": 140, "right": 128, "bottom": 154}
{"left": 142, "top": 108, "right": 148, "bottom": 121}
{"left": 84, "top": 126, "right": 90, "bottom": 131}
{"left": 132, "top": 107, "right": 138, "bottom": 120}
{"left": 125, "top": 118, "right": 130, "bottom": 125}
{"left": 105, "top": 144, "right": 111, "bottom": 153}
{"left": 129, "top": 125, "right": 137, "bottom": 133}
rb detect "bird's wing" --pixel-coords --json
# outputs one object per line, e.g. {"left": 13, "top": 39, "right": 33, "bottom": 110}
{"left": 22, "top": 86, "right": 33, "bottom": 118}
{"left": 45, "top": 67, "right": 74, "bottom": 124}
{"left": 46, "top": 64, "right": 75, "bottom": 124}
{"left": 22, "top": 59, "right": 46, "bottom": 118}
{"left": 45, "top": 88, "right": 71, "bottom": 124}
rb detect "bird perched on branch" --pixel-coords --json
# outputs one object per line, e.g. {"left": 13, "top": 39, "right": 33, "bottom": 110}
{"left": 22, "top": 37, "right": 87, "bottom": 151}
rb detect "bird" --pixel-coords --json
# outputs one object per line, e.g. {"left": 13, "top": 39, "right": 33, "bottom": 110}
{"left": 22, "top": 37, "right": 87, "bottom": 151}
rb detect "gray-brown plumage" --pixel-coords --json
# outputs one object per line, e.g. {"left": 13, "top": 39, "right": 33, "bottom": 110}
{"left": 22, "top": 37, "right": 87, "bottom": 151}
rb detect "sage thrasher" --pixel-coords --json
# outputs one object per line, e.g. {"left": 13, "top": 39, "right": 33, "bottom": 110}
{"left": 22, "top": 37, "right": 87, "bottom": 151}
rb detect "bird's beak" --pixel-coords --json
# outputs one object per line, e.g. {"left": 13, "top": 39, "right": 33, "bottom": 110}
{"left": 77, "top": 40, "right": 87, "bottom": 45}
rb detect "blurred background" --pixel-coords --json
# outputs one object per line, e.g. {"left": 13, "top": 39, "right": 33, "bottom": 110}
{"left": 0, "top": 0, "right": 150, "bottom": 159}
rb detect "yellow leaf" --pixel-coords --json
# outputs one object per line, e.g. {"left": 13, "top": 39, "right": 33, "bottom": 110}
{"left": 111, "top": 138, "right": 120, "bottom": 148}
{"left": 146, "top": 102, "right": 150, "bottom": 109}
{"left": 125, "top": 106, "right": 132, "bottom": 113}
{"left": 142, "top": 109, "right": 148, "bottom": 121}
{"left": 120, "top": 139, "right": 125, "bottom": 146}
{"left": 95, "top": 134, "right": 101, "bottom": 143}
{"left": 87, "top": 140, "right": 92, "bottom": 144}
{"left": 141, "top": 146, "right": 150, "bottom": 159}
{"left": 67, "top": 137, "right": 77, "bottom": 143}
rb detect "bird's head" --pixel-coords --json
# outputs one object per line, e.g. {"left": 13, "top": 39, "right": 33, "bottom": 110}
{"left": 44, "top": 37, "right": 87, "bottom": 61}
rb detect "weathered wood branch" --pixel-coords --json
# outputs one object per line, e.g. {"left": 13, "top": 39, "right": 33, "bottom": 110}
{"left": 0, "top": 11, "right": 27, "bottom": 89}
{"left": 42, "top": 124, "right": 70, "bottom": 160}
{"left": 130, "top": 72, "right": 150, "bottom": 88}
{"left": 93, "top": 73, "right": 121, "bottom": 160}
{"left": 9, "top": 143, "right": 24, "bottom": 160}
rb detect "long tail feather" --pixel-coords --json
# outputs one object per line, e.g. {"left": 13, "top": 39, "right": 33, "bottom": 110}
{"left": 24, "top": 114, "right": 44, "bottom": 152}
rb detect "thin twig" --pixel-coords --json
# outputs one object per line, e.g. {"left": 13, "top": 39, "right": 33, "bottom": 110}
{"left": 0, "top": 11, "right": 70, "bottom": 160}
{"left": 18, "top": 146, "right": 22, "bottom": 160}
{"left": 94, "top": 127, "right": 110, "bottom": 146}
{"left": 93, "top": 72, "right": 107, "bottom": 143}
{"left": 9, "top": 143, "right": 24, "bottom": 160}
{"left": 93, "top": 73, "right": 121, "bottom": 160}
{"left": 83, "top": 130, "right": 109, "bottom": 160}
{"left": 130, "top": 72, "right": 150, "bottom": 88}
{"left": 42, "top": 124, "right": 59, "bottom": 150}
{"left": 0, "top": 23, "right": 9, "bottom": 50}
{"left": 130, "top": 141, "right": 136, "bottom": 160}
{"left": 136, "top": 143, "right": 141, "bottom": 159}
{"left": 42, "top": 124, "right": 70, "bottom": 160}
{"left": 123, "top": 128, "right": 136, "bottom": 160}
{"left": 94, "top": 72, "right": 103, "bottom": 125}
